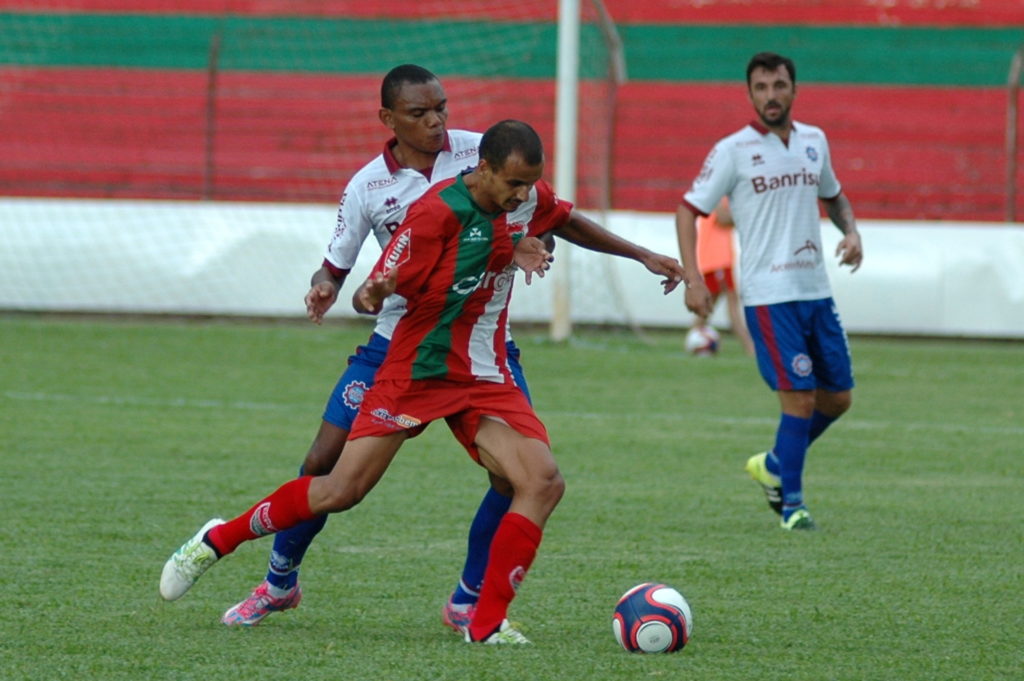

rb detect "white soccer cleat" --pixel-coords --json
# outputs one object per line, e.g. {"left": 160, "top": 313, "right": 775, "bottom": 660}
{"left": 465, "top": 619, "right": 531, "bottom": 645}
{"left": 160, "top": 518, "right": 224, "bottom": 601}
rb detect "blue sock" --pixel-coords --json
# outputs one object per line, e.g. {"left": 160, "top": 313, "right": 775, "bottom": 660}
{"left": 766, "top": 410, "right": 838, "bottom": 478}
{"left": 808, "top": 410, "right": 838, "bottom": 445}
{"left": 450, "top": 486, "right": 512, "bottom": 605}
{"left": 265, "top": 466, "right": 329, "bottom": 591}
{"left": 774, "top": 414, "right": 812, "bottom": 520}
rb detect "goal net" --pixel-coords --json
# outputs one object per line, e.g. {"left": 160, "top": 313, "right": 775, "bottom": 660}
{"left": 0, "top": 0, "right": 629, "bottom": 329}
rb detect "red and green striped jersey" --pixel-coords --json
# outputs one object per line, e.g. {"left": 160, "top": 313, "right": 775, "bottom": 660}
{"left": 371, "top": 173, "right": 572, "bottom": 383}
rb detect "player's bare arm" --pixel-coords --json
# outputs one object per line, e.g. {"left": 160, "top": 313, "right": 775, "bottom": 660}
{"left": 554, "top": 210, "right": 684, "bottom": 293}
{"left": 674, "top": 204, "right": 713, "bottom": 317}
{"left": 821, "top": 193, "right": 863, "bottom": 272}
{"left": 305, "top": 265, "right": 347, "bottom": 324}
{"left": 353, "top": 268, "right": 399, "bottom": 315}
{"left": 514, "top": 236, "right": 553, "bottom": 285}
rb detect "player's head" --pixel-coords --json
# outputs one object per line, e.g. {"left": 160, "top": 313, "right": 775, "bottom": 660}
{"left": 379, "top": 64, "right": 448, "bottom": 156}
{"left": 474, "top": 120, "right": 545, "bottom": 213}
{"left": 745, "top": 52, "right": 796, "bottom": 129}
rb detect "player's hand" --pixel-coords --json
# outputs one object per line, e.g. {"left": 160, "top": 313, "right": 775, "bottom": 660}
{"left": 641, "top": 253, "right": 685, "bottom": 294}
{"left": 355, "top": 268, "right": 399, "bottom": 315}
{"left": 836, "top": 231, "right": 863, "bottom": 272}
{"left": 684, "top": 279, "right": 713, "bottom": 318}
{"left": 514, "top": 236, "right": 554, "bottom": 285}
{"left": 305, "top": 281, "right": 339, "bottom": 325}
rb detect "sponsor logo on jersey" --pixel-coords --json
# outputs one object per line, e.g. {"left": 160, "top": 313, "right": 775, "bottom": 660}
{"left": 752, "top": 153, "right": 765, "bottom": 166}
{"left": 751, "top": 168, "right": 819, "bottom": 194}
{"left": 342, "top": 380, "right": 369, "bottom": 410}
{"left": 794, "top": 240, "right": 819, "bottom": 256}
{"left": 367, "top": 176, "right": 398, "bottom": 190}
{"left": 770, "top": 260, "right": 817, "bottom": 273}
{"left": 805, "top": 146, "right": 818, "bottom": 162}
{"left": 462, "top": 226, "right": 488, "bottom": 243}
{"left": 791, "top": 353, "right": 813, "bottom": 377}
{"left": 454, "top": 147, "right": 478, "bottom": 161}
{"left": 249, "top": 502, "right": 277, "bottom": 536}
{"left": 695, "top": 148, "right": 717, "bottom": 183}
{"left": 452, "top": 269, "right": 514, "bottom": 296}
{"left": 383, "top": 196, "right": 401, "bottom": 213}
{"left": 383, "top": 228, "right": 412, "bottom": 273}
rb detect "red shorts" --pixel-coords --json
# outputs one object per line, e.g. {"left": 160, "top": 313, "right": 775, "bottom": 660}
{"left": 349, "top": 378, "right": 549, "bottom": 463}
{"left": 702, "top": 267, "right": 735, "bottom": 296}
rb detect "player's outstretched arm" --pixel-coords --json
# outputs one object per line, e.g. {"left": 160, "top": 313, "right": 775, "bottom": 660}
{"left": 353, "top": 268, "right": 399, "bottom": 315}
{"left": 305, "top": 265, "right": 347, "bottom": 324}
{"left": 554, "top": 210, "right": 684, "bottom": 294}
{"left": 821, "top": 192, "right": 863, "bottom": 272}
{"left": 674, "top": 204, "right": 713, "bottom": 317}
{"left": 514, "top": 236, "right": 553, "bottom": 285}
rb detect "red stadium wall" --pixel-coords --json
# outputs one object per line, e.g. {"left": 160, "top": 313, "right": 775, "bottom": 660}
{"left": 2, "top": 1, "right": 1022, "bottom": 220}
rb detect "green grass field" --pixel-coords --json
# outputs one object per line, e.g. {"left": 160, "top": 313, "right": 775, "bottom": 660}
{"left": 2, "top": 315, "right": 1021, "bottom": 681}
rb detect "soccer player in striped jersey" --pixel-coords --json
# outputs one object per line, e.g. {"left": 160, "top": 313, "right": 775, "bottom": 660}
{"left": 676, "top": 52, "right": 863, "bottom": 531}
{"left": 217, "top": 65, "right": 684, "bottom": 630}
{"left": 162, "top": 120, "right": 684, "bottom": 643}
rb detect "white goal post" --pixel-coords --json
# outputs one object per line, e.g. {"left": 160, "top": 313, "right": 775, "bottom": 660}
{"left": 552, "top": 0, "right": 634, "bottom": 341}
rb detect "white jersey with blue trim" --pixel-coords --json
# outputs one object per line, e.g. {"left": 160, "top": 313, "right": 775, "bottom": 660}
{"left": 684, "top": 120, "right": 842, "bottom": 307}
{"left": 324, "top": 129, "right": 481, "bottom": 339}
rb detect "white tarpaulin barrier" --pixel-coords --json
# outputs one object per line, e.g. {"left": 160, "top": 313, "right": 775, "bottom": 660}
{"left": 2, "top": 198, "right": 1022, "bottom": 338}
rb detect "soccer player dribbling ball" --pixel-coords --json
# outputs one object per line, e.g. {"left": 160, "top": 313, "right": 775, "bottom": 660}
{"left": 162, "top": 120, "right": 682, "bottom": 644}
{"left": 675, "top": 52, "right": 864, "bottom": 531}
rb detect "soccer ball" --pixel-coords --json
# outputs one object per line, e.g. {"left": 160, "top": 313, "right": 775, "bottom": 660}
{"left": 612, "top": 582, "right": 693, "bottom": 653}
{"left": 685, "top": 325, "right": 720, "bottom": 356}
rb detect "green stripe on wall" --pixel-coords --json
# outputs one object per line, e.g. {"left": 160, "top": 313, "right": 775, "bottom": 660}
{"left": 2, "top": 13, "right": 1020, "bottom": 86}
{"left": 620, "top": 24, "right": 1023, "bottom": 86}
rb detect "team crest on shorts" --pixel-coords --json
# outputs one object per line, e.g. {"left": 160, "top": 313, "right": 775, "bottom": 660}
{"left": 791, "top": 353, "right": 813, "bottom": 377}
{"left": 342, "top": 380, "right": 369, "bottom": 410}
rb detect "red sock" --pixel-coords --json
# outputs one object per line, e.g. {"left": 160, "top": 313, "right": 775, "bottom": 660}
{"left": 206, "top": 476, "right": 317, "bottom": 557}
{"left": 468, "top": 512, "right": 542, "bottom": 641}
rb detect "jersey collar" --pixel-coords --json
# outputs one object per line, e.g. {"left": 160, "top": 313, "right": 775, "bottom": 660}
{"left": 749, "top": 120, "right": 797, "bottom": 147}
{"left": 382, "top": 134, "right": 453, "bottom": 174}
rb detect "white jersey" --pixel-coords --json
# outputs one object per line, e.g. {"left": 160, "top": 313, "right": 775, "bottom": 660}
{"left": 683, "top": 120, "right": 842, "bottom": 306}
{"left": 323, "top": 129, "right": 481, "bottom": 338}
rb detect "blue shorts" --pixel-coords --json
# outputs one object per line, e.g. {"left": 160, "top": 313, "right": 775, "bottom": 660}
{"left": 322, "top": 332, "right": 532, "bottom": 430}
{"left": 744, "top": 298, "right": 854, "bottom": 393}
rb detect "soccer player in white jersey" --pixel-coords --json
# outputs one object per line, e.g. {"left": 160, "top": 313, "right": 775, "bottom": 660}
{"left": 675, "top": 52, "right": 863, "bottom": 531}
{"left": 219, "top": 65, "right": 686, "bottom": 627}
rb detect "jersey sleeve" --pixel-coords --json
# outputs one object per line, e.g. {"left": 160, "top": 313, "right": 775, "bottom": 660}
{"left": 816, "top": 133, "right": 842, "bottom": 199}
{"left": 683, "top": 141, "right": 735, "bottom": 216}
{"left": 324, "top": 179, "right": 375, "bottom": 273}
{"left": 525, "top": 179, "right": 573, "bottom": 236}
{"left": 372, "top": 196, "right": 449, "bottom": 300}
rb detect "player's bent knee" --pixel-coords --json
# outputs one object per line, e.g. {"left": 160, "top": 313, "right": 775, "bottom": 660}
{"left": 311, "top": 479, "right": 370, "bottom": 514}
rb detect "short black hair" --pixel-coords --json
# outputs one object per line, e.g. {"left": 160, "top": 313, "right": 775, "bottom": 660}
{"left": 746, "top": 52, "right": 796, "bottom": 87}
{"left": 479, "top": 120, "right": 544, "bottom": 170}
{"left": 381, "top": 64, "right": 438, "bottom": 109}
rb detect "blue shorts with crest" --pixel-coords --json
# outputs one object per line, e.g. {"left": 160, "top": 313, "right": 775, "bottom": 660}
{"left": 744, "top": 298, "right": 854, "bottom": 393}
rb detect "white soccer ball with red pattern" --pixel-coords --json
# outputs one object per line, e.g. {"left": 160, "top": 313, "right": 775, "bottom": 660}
{"left": 685, "top": 325, "right": 720, "bottom": 356}
{"left": 612, "top": 582, "right": 693, "bottom": 653}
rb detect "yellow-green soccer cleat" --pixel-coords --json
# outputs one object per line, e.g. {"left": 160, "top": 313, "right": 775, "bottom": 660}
{"left": 464, "top": 619, "right": 531, "bottom": 645}
{"left": 160, "top": 518, "right": 224, "bottom": 601}
{"left": 745, "top": 452, "right": 783, "bottom": 516}
{"left": 780, "top": 507, "right": 817, "bottom": 531}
